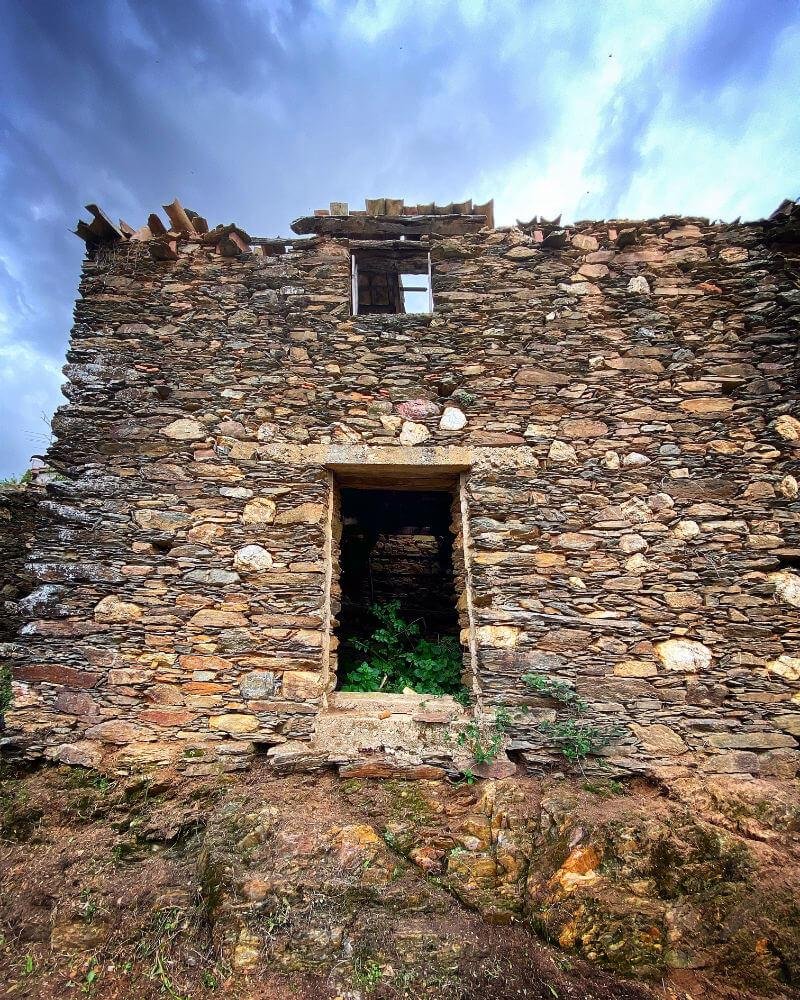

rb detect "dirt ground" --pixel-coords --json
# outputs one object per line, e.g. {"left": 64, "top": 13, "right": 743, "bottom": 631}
{"left": 0, "top": 760, "right": 797, "bottom": 1000}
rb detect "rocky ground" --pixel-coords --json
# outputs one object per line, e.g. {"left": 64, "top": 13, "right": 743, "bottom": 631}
{"left": 0, "top": 761, "right": 797, "bottom": 1000}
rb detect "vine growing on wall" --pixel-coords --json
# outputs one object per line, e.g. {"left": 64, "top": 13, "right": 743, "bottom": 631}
{"left": 339, "top": 601, "right": 466, "bottom": 698}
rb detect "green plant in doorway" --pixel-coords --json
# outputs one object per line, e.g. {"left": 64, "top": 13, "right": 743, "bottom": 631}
{"left": 339, "top": 601, "right": 466, "bottom": 697}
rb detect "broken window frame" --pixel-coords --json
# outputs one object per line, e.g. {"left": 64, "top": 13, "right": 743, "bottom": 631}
{"left": 350, "top": 246, "right": 433, "bottom": 316}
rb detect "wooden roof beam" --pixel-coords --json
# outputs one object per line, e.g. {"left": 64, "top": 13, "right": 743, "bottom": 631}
{"left": 291, "top": 214, "right": 487, "bottom": 238}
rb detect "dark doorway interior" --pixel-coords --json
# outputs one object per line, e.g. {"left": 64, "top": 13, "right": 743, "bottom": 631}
{"left": 335, "top": 487, "right": 463, "bottom": 696}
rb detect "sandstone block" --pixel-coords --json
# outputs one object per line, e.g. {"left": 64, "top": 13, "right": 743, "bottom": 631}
{"left": 85, "top": 720, "right": 154, "bottom": 744}
{"left": 663, "top": 592, "right": 703, "bottom": 609}
{"left": 179, "top": 654, "right": 230, "bottom": 671}
{"left": 16, "top": 664, "right": 100, "bottom": 688}
{"left": 548, "top": 440, "right": 577, "bottom": 463}
{"left": 189, "top": 609, "right": 249, "bottom": 628}
{"left": 108, "top": 668, "right": 149, "bottom": 685}
{"left": 707, "top": 731, "right": 796, "bottom": 750}
{"left": 476, "top": 625, "right": 520, "bottom": 648}
{"left": 209, "top": 713, "right": 259, "bottom": 734}
{"left": 506, "top": 244, "right": 539, "bottom": 259}
{"left": 766, "top": 655, "right": 800, "bottom": 681}
{"left": 655, "top": 639, "right": 712, "bottom": 672}
{"left": 554, "top": 532, "right": 597, "bottom": 550}
{"left": 772, "top": 414, "right": 800, "bottom": 441}
{"left": 399, "top": 421, "right": 431, "bottom": 446}
{"left": 571, "top": 234, "right": 599, "bottom": 252}
{"left": 275, "top": 503, "right": 325, "bottom": 524}
{"left": 139, "top": 709, "right": 197, "bottom": 727}
{"left": 701, "top": 751, "right": 759, "bottom": 774}
{"left": 559, "top": 418, "right": 608, "bottom": 439}
{"left": 54, "top": 741, "right": 104, "bottom": 768}
{"left": 532, "top": 552, "right": 567, "bottom": 568}
{"left": 339, "top": 760, "right": 445, "bottom": 780}
{"left": 515, "top": 367, "right": 570, "bottom": 386}
{"left": 524, "top": 423, "right": 555, "bottom": 440}
{"left": 776, "top": 715, "right": 800, "bottom": 736}
{"left": 613, "top": 660, "right": 657, "bottom": 677}
{"left": 577, "top": 262, "right": 609, "bottom": 279}
{"left": 93, "top": 595, "right": 142, "bottom": 624}
{"left": 630, "top": 723, "right": 687, "bottom": 755}
{"left": 769, "top": 571, "right": 800, "bottom": 608}
{"left": 282, "top": 671, "right": 324, "bottom": 700}
{"left": 679, "top": 398, "right": 734, "bottom": 416}
{"left": 133, "top": 509, "right": 188, "bottom": 532}
{"left": 234, "top": 545, "right": 274, "bottom": 572}
{"left": 605, "top": 357, "right": 664, "bottom": 374}
{"left": 161, "top": 418, "right": 206, "bottom": 440}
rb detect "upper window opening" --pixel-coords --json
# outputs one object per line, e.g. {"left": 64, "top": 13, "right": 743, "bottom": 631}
{"left": 351, "top": 249, "right": 433, "bottom": 315}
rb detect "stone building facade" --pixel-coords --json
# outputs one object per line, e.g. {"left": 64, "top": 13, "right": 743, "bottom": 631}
{"left": 2, "top": 196, "right": 799, "bottom": 779}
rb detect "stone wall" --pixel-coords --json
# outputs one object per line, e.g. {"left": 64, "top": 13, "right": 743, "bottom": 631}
{"left": 6, "top": 204, "right": 800, "bottom": 777}
{"left": 0, "top": 483, "right": 39, "bottom": 733}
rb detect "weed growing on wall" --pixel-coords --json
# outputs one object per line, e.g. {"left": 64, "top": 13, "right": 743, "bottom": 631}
{"left": 339, "top": 601, "right": 466, "bottom": 697}
{"left": 0, "top": 661, "right": 12, "bottom": 726}
{"left": 455, "top": 707, "right": 511, "bottom": 764}
{"left": 0, "top": 471, "right": 32, "bottom": 489}
{"left": 523, "top": 672, "right": 623, "bottom": 767}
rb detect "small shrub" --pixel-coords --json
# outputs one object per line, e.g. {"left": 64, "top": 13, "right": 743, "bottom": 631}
{"left": 456, "top": 707, "right": 511, "bottom": 765}
{"left": 352, "top": 956, "right": 383, "bottom": 992}
{"left": 0, "top": 470, "right": 32, "bottom": 489}
{"left": 523, "top": 671, "right": 622, "bottom": 767}
{"left": 0, "top": 661, "right": 12, "bottom": 719}
{"left": 522, "top": 673, "right": 587, "bottom": 713}
{"left": 339, "top": 601, "right": 466, "bottom": 698}
{"left": 201, "top": 969, "right": 219, "bottom": 990}
{"left": 539, "top": 719, "right": 620, "bottom": 763}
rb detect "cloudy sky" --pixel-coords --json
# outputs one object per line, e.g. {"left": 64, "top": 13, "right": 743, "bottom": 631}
{"left": 0, "top": 0, "right": 798, "bottom": 477}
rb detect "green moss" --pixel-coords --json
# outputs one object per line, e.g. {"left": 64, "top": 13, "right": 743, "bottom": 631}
{"left": 649, "top": 824, "right": 750, "bottom": 899}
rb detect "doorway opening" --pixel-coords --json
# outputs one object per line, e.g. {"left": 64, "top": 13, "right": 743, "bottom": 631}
{"left": 334, "top": 486, "right": 467, "bottom": 700}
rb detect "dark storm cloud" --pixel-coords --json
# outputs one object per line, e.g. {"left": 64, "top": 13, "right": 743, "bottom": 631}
{"left": 0, "top": 0, "right": 798, "bottom": 475}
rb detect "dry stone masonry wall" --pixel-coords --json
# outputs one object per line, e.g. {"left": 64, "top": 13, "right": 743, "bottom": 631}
{"left": 3, "top": 197, "right": 800, "bottom": 780}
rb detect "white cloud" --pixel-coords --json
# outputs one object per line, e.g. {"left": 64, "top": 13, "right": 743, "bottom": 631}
{"left": 0, "top": 337, "right": 64, "bottom": 476}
